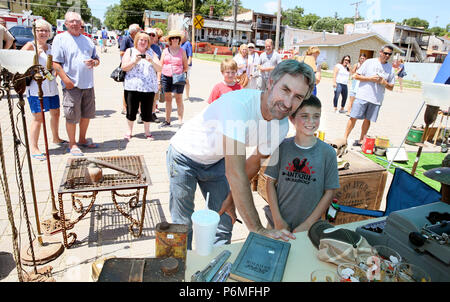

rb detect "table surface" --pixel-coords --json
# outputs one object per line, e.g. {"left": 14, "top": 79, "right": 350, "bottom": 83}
{"left": 58, "top": 155, "right": 151, "bottom": 194}
{"left": 338, "top": 150, "right": 386, "bottom": 176}
{"left": 185, "top": 217, "right": 384, "bottom": 282}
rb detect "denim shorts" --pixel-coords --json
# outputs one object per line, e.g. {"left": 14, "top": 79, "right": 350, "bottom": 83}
{"left": 166, "top": 144, "right": 233, "bottom": 250}
{"left": 350, "top": 98, "right": 381, "bottom": 122}
{"left": 27, "top": 95, "right": 60, "bottom": 113}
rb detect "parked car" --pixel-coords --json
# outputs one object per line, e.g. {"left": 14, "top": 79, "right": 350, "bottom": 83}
{"left": 9, "top": 25, "right": 34, "bottom": 49}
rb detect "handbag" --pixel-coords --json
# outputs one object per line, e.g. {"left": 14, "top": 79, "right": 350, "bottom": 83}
{"left": 172, "top": 72, "right": 186, "bottom": 85}
{"left": 111, "top": 48, "right": 133, "bottom": 82}
{"left": 235, "top": 71, "right": 249, "bottom": 88}
{"left": 110, "top": 64, "right": 125, "bottom": 82}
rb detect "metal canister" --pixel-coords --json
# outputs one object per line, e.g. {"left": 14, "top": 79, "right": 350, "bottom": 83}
{"left": 155, "top": 221, "right": 188, "bottom": 260}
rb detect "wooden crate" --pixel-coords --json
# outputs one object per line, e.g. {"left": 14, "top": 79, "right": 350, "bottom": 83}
{"left": 254, "top": 151, "right": 388, "bottom": 225}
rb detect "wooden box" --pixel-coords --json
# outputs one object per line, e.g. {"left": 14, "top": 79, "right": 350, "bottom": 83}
{"left": 254, "top": 151, "right": 388, "bottom": 225}
{"left": 333, "top": 151, "right": 387, "bottom": 225}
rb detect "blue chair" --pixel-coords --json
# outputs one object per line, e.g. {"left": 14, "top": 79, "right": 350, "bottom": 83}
{"left": 337, "top": 168, "right": 442, "bottom": 218}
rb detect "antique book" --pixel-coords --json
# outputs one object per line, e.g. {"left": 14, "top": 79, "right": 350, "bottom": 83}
{"left": 229, "top": 232, "right": 291, "bottom": 282}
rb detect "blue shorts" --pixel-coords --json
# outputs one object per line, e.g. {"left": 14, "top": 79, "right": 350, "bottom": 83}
{"left": 27, "top": 95, "right": 60, "bottom": 114}
{"left": 350, "top": 98, "right": 381, "bottom": 122}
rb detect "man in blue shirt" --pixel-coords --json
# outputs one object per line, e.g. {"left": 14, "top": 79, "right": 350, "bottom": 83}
{"left": 181, "top": 30, "right": 193, "bottom": 101}
{"left": 101, "top": 27, "right": 108, "bottom": 53}
{"left": 52, "top": 12, "right": 100, "bottom": 156}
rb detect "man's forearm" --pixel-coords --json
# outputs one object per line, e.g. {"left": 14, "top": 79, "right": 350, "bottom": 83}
{"left": 53, "top": 62, "right": 70, "bottom": 82}
{"left": 225, "top": 155, "right": 265, "bottom": 233}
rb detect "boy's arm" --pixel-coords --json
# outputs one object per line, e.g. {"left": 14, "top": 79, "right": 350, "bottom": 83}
{"left": 266, "top": 177, "right": 290, "bottom": 231}
{"left": 292, "top": 189, "right": 335, "bottom": 233}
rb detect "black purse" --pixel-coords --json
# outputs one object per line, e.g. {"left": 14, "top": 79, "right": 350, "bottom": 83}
{"left": 110, "top": 64, "right": 126, "bottom": 82}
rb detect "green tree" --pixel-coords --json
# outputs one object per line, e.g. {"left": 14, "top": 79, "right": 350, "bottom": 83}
{"left": 281, "top": 6, "right": 304, "bottom": 28}
{"left": 402, "top": 17, "right": 429, "bottom": 29}
{"left": 104, "top": 4, "right": 127, "bottom": 30}
{"left": 427, "top": 26, "right": 446, "bottom": 36}
{"left": 197, "top": 0, "right": 233, "bottom": 18}
{"left": 30, "top": 0, "right": 92, "bottom": 26}
{"left": 312, "top": 17, "right": 343, "bottom": 33}
{"left": 153, "top": 22, "right": 168, "bottom": 35}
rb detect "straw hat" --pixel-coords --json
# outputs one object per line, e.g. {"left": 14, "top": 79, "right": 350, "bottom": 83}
{"left": 166, "top": 30, "right": 184, "bottom": 40}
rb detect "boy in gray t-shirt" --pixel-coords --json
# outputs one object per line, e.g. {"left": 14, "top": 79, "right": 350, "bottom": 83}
{"left": 263, "top": 95, "right": 339, "bottom": 233}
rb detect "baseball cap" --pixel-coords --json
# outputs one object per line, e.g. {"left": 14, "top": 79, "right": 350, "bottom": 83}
{"left": 248, "top": 43, "right": 255, "bottom": 48}
{"left": 145, "top": 28, "right": 157, "bottom": 35}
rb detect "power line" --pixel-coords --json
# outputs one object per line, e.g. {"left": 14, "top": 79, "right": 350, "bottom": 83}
{"left": 0, "top": 0, "right": 145, "bottom": 15}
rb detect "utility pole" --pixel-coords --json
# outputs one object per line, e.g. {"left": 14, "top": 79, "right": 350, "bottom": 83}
{"left": 233, "top": 0, "right": 237, "bottom": 46}
{"left": 275, "top": 0, "right": 281, "bottom": 52}
{"left": 350, "top": 1, "right": 363, "bottom": 29}
{"left": 192, "top": 0, "right": 195, "bottom": 45}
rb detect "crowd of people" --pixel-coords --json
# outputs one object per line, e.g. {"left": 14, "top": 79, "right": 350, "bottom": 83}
{"left": 15, "top": 13, "right": 401, "bottom": 246}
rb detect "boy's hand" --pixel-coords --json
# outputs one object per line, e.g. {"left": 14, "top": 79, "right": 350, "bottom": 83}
{"left": 274, "top": 218, "right": 290, "bottom": 232}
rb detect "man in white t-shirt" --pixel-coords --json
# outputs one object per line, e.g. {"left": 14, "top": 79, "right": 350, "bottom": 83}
{"left": 344, "top": 45, "right": 395, "bottom": 146}
{"left": 167, "top": 60, "right": 315, "bottom": 249}
{"left": 258, "top": 39, "right": 282, "bottom": 91}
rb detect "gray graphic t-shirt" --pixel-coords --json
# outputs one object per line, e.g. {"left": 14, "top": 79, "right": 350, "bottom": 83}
{"left": 264, "top": 137, "right": 339, "bottom": 230}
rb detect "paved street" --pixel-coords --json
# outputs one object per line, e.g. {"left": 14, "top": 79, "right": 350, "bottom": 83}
{"left": 0, "top": 45, "right": 440, "bottom": 282}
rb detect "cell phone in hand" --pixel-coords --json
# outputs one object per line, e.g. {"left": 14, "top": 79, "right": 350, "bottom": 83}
{"left": 138, "top": 53, "right": 146, "bottom": 58}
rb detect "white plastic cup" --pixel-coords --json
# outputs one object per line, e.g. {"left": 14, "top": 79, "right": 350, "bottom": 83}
{"left": 191, "top": 209, "right": 220, "bottom": 256}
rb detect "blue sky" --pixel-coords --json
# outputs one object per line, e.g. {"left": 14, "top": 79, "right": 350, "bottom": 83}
{"left": 88, "top": 0, "right": 449, "bottom": 28}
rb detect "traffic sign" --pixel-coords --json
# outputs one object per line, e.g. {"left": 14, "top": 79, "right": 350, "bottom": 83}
{"left": 194, "top": 15, "right": 204, "bottom": 29}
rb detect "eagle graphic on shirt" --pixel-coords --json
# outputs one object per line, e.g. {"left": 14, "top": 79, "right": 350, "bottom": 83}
{"left": 281, "top": 157, "right": 316, "bottom": 184}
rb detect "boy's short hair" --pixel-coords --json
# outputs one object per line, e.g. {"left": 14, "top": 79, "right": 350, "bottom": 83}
{"left": 291, "top": 94, "right": 322, "bottom": 117}
{"left": 220, "top": 58, "right": 238, "bottom": 73}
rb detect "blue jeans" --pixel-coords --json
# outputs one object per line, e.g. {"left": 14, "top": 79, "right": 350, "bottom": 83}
{"left": 166, "top": 144, "right": 233, "bottom": 250}
{"left": 333, "top": 83, "right": 348, "bottom": 108}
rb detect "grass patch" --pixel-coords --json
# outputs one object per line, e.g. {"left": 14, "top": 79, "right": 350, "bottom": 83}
{"left": 193, "top": 53, "right": 232, "bottom": 63}
{"left": 361, "top": 151, "right": 446, "bottom": 191}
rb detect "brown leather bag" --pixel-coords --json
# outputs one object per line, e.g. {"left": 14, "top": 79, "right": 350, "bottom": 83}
{"left": 236, "top": 71, "right": 249, "bottom": 88}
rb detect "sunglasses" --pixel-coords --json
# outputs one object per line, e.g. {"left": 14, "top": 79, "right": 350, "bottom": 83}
{"left": 148, "top": 33, "right": 156, "bottom": 37}
{"left": 169, "top": 37, "right": 180, "bottom": 40}
{"left": 383, "top": 52, "right": 393, "bottom": 56}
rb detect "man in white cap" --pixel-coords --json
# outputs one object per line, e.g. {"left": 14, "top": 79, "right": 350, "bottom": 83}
{"left": 247, "top": 43, "right": 261, "bottom": 89}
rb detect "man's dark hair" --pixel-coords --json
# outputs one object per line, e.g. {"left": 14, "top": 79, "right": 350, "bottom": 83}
{"left": 291, "top": 94, "right": 321, "bottom": 117}
{"left": 381, "top": 44, "right": 394, "bottom": 52}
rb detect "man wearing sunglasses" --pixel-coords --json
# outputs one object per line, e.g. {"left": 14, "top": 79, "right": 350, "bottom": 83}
{"left": 344, "top": 45, "right": 395, "bottom": 146}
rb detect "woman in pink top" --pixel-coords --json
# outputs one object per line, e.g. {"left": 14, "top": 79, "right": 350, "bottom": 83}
{"left": 159, "top": 30, "right": 188, "bottom": 127}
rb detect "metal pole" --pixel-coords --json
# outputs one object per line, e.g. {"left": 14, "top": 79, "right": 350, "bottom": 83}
{"left": 387, "top": 101, "right": 425, "bottom": 170}
{"left": 233, "top": 0, "right": 237, "bottom": 45}
{"left": 275, "top": 0, "right": 281, "bottom": 52}
{"left": 191, "top": 0, "right": 195, "bottom": 46}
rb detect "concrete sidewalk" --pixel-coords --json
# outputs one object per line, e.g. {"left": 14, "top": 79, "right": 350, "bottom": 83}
{"left": 0, "top": 46, "right": 441, "bottom": 282}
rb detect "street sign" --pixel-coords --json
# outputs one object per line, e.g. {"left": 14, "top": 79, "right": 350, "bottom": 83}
{"left": 194, "top": 15, "right": 204, "bottom": 29}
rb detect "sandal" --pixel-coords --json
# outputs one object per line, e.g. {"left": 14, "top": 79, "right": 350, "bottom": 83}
{"left": 124, "top": 134, "right": 132, "bottom": 141}
{"left": 79, "top": 138, "right": 98, "bottom": 149}
{"left": 67, "top": 146, "right": 84, "bottom": 156}
{"left": 146, "top": 134, "right": 155, "bottom": 141}
{"left": 31, "top": 153, "right": 46, "bottom": 161}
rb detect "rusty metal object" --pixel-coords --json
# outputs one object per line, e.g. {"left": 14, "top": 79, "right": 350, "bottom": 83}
{"left": 155, "top": 222, "right": 188, "bottom": 260}
{"left": 57, "top": 155, "right": 151, "bottom": 248}
{"left": 160, "top": 257, "right": 179, "bottom": 276}
{"left": 86, "top": 157, "right": 141, "bottom": 178}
